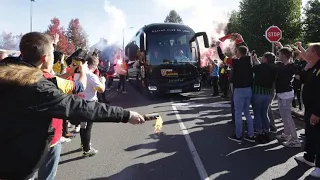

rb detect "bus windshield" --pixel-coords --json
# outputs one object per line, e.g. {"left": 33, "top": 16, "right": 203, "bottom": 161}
{"left": 147, "top": 32, "right": 195, "bottom": 65}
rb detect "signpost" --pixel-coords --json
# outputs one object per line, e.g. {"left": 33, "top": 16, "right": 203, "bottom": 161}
{"left": 265, "top": 26, "right": 282, "bottom": 54}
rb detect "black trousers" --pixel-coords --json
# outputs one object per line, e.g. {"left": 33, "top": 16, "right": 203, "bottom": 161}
{"left": 303, "top": 109, "right": 320, "bottom": 167}
{"left": 211, "top": 76, "right": 219, "bottom": 95}
{"left": 80, "top": 122, "right": 94, "bottom": 152}
{"left": 117, "top": 75, "right": 126, "bottom": 91}
{"left": 62, "top": 119, "right": 68, "bottom": 136}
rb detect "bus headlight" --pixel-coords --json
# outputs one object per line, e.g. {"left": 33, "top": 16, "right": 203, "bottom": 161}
{"left": 148, "top": 86, "right": 157, "bottom": 91}
{"left": 194, "top": 83, "right": 200, "bottom": 88}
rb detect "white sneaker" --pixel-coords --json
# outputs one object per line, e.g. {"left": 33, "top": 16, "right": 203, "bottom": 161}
{"left": 60, "top": 137, "right": 71, "bottom": 144}
{"left": 295, "top": 155, "right": 315, "bottom": 166}
{"left": 74, "top": 125, "right": 80, "bottom": 133}
{"left": 310, "top": 167, "right": 320, "bottom": 178}
{"left": 276, "top": 133, "right": 290, "bottom": 141}
{"left": 283, "top": 139, "right": 301, "bottom": 148}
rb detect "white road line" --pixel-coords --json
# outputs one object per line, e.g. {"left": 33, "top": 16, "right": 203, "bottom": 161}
{"left": 171, "top": 105, "right": 210, "bottom": 180}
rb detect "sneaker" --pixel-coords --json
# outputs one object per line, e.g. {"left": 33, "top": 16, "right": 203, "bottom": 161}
{"left": 60, "top": 137, "right": 71, "bottom": 144}
{"left": 263, "top": 133, "right": 271, "bottom": 143}
{"left": 228, "top": 134, "right": 242, "bottom": 142}
{"left": 295, "top": 156, "right": 315, "bottom": 166}
{"left": 106, "top": 87, "right": 111, "bottom": 90}
{"left": 283, "top": 139, "right": 301, "bottom": 148}
{"left": 300, "top": 133, "right": 306, "bottom": 137}
{"left": 310, "top": 167, "right": 320, "bottom": 178}
{"left": 256, "top": 133, "right": 269, "bottom": 144}
{"left": 116, "top": 89, "right": 119, "bottom": 92}
{"left": 122, "top": 91, "right": 127, "bottom": 94}
{"left": 244, "top": 135, "right": 255, "bottom": 143}
{"left": 276, "top": 133, "right": 290, "bottom": 141}
{"left": 83, "top": 147, "right": 98, "bottom": 157}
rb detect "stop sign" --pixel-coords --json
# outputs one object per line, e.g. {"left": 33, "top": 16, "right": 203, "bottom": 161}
{"left": 265, "top": 26, "right": 282, "bottom": 42}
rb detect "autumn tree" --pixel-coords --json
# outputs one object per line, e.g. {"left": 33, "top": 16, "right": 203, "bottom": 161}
{"left": 67, "top": 18, "right": 88, "bottom": 49}
{"left": 0, "top": 32, "right": 22, "bottom": 50}
{"left": 303, "top": 0, "right": 320, "bottom": 43}
{"left": 46, "top": 17, "right": 71, "bottom": 54}
{"left": 164, "top": 10, "right": 183, "bottom": 24}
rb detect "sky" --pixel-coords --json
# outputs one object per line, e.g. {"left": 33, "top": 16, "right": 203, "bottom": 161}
{"left": 0, "top": 0, "right": 308, "bottom": 47}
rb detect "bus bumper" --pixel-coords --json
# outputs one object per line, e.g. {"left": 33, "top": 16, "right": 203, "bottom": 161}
{"left": 147, "top": 81, "right": 201, "bottom": 94}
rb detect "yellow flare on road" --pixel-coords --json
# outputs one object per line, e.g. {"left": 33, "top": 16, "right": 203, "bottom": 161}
{"left": 154, "top": 116, "right": 163, "bottom": 134}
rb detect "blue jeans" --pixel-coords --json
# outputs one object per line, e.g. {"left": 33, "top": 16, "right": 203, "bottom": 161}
{"left": 37, "top": 141, "right": 62, "bottom": 180}
{"left": 234, "top": 87, "right": 253, "bottom": 137}
{"left": 252, "top": 94, "right": 273, "bottom": 133}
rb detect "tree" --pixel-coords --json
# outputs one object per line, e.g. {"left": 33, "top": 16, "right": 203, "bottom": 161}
{"left": 226, "top": 0, "right": 302, "bottom": 55}
{"left": 46, "top": 17, "right": 70, "bottom": 54}
{"left": 164, "top": 10, "right": 183, "bottom": 24}
{"left": 226, "top": 11, "right": 241, "bottom": 34}
{"left": 0, "top": 32, "right": 21, "bottom": 50}
{"left": 303, "top": 0, "right": 320, "bottom": 43}
{"left": 67, "top": 18, "right": 88, "bottom": 49}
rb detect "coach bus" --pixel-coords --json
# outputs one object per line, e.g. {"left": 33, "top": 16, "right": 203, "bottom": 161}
{"left": 125, "top": 23, "right": 209, "bottom": 96}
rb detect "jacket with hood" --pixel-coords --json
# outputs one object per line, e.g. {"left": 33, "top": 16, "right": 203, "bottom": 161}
{"left": 0, "top": 62, "right": 131, "bottom": 180}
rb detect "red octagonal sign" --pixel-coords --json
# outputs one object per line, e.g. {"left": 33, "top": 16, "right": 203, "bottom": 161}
{"left": 265, "top": 26, "right": 282, "bottom": 42}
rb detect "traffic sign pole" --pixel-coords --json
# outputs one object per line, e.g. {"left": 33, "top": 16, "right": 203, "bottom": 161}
{"left": 272, "top": 42, "right": 274, "bottom": 54}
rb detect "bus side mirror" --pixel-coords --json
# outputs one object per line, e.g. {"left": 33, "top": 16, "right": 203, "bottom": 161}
{"left": 140, "top": 33, "right": 147, "bottom": 52}
{"left": 189, "top": 32, "right": 209, "bottom": 48}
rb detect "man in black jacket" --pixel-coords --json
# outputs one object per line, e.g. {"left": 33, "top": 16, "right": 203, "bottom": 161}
{"left": 295, "top": 42, "right": 320, "bottom": 178}
{"left": 216, "top": 34, "right": 254, "bottom": 143}
{"left": 0, "top": 32, "right": 145, "bottom": 180}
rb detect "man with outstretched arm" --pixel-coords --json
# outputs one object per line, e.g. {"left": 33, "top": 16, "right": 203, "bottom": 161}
{"left": 216, "top": 34, "right": 255, "bottom": 143}
{"left": 0, "top": 32, "right": 145, "bottom": 180}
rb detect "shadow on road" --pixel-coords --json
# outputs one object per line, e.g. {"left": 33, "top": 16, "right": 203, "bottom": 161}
{"left": 87, "top": 95, "right": 311, "bottom": 180}
{"left": 62, "top": 82, "right": 311, "bottom": 180}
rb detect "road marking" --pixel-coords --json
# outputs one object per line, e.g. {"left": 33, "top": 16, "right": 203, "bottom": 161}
{"left": 171, "top": 105, "right": 210, "bottom": 180}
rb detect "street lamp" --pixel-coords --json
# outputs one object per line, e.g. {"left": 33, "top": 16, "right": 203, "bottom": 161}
{"left": 30, "top": 0, "right": 36, "bottom": 32}
{"left": 122, "top": 26, "right": 134, "bottom": 58}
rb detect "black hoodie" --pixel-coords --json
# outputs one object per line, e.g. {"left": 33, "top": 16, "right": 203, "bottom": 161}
{"left": 275, "top": 62, "right": 296, "bottom": 93}
{"left": 217, "top": 47, "right": 253, "bottom": 88}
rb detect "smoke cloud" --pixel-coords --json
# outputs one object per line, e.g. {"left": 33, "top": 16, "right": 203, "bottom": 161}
{"left": 103, "top": 0, "right": 127, "bottom": 44}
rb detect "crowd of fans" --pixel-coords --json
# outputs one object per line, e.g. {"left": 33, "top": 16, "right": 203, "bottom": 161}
{"left": 0, "top": 32, "right": 137, "bottom": 180}
{"left": 202, "top": 33, "right": 320, "bottom": 178}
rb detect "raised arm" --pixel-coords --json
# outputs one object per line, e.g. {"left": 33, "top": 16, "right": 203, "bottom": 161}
{"left": 27, "top": 79, "right": 137, "bottom": 124}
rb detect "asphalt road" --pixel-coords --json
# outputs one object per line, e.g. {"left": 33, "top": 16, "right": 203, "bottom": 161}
{"left": 56, "top": 81, "right": 316, "bottom": 180}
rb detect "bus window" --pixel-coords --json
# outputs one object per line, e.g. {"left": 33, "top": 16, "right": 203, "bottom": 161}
{"left": 147, "top": 33, "right": 195, "bottom": 65}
